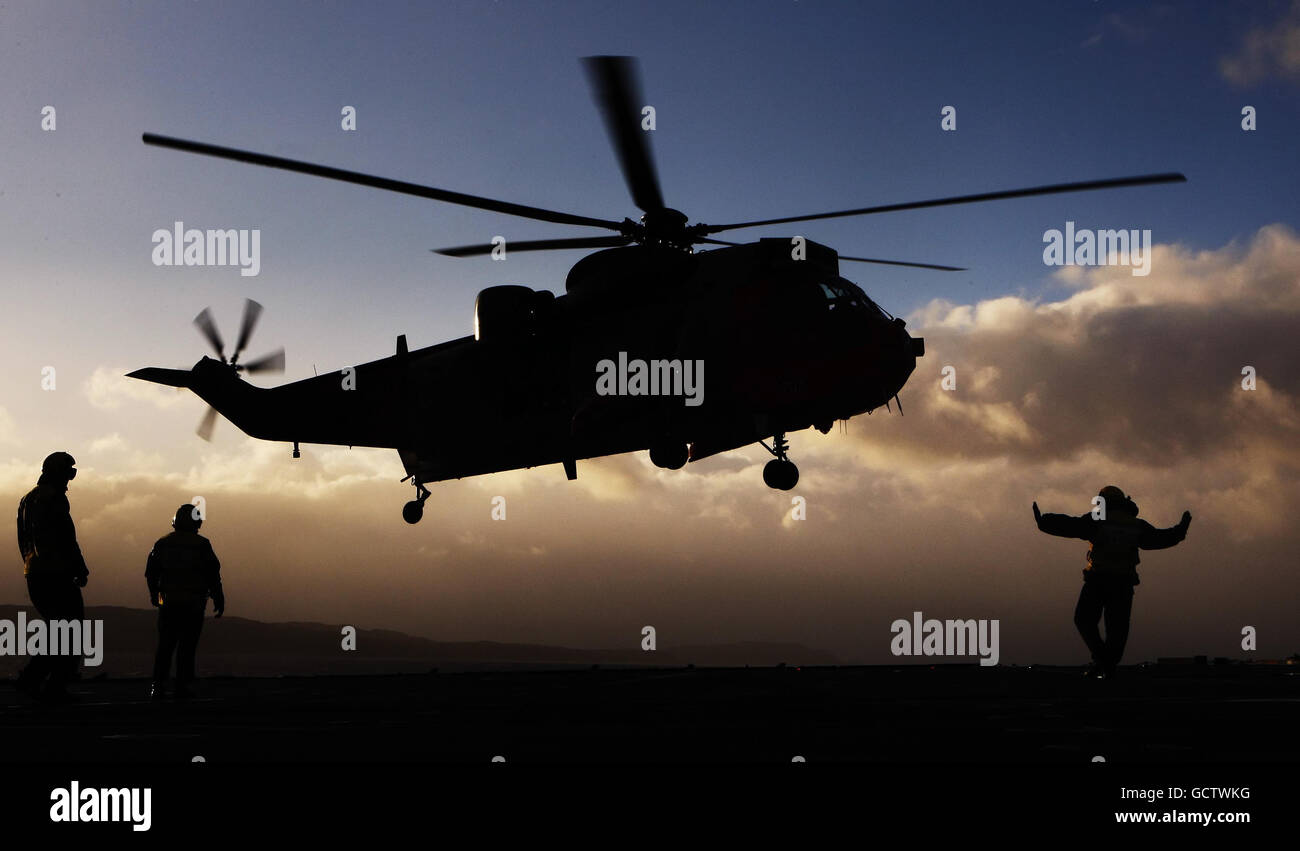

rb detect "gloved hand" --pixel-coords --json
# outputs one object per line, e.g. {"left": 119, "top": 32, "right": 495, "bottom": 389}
{"left": 150, "top": 596, "right": 160, "bottom": 608}
{"left": 213, "top": 606, "right": 224, "bottom": 619}
{"left": 74, "top": 574, "right": 88, "bottom": 588}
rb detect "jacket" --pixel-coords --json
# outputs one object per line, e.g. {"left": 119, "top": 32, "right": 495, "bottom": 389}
{"left": 1038, "top": 509, "right": 1186, "bottom": 585}
{"left": 16, "top": 474, "right": 89, "bottom": 580}
{"left": 146, "top": 530, "right": 224, "bottom": 609}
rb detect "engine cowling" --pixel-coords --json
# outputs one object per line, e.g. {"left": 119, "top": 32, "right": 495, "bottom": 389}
{"left": 473, "top": 285, "right": 554, "bottom": 343}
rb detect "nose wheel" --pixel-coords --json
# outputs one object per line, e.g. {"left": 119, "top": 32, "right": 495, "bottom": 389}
{"left": 759, "top": 433, "right": 799, "bottom": 490}
{"left": 403, "top": 483, "right": 431, "bottom": 524}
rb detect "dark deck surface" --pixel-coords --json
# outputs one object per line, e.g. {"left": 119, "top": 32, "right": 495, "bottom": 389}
{"left": 4, "top": 663, "right": 1295, "bottom": 763}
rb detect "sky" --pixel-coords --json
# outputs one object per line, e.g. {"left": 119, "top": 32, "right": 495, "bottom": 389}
{"left": 1, "top": 0, "right": 1298, "bottom": 664}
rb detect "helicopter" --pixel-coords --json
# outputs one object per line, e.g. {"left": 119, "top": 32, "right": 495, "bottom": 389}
{"left": 128, "top": 56, "right": 1185, "bottom": 523}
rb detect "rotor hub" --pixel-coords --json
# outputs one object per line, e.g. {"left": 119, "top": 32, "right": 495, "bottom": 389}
{"left": 637, "top": 208, "right": 693, "bottom": 251}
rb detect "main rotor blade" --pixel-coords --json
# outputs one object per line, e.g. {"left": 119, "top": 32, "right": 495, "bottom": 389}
{"left": 582, "top": 56, "right": 665, "bottom": 213}
{"left": 836, "top": 255, "right": 965, "bottom": 271}
{"left": 193, "top": 308, "right": 225, "bottom": 359}
{"left": 698, "top": 237, "right": 963, "bottom": 271}
{"left": 232, "top": 298, "right": 263, "bottom": 364}
{"left": 703, "top": 173, "right": 1187, "bottom": 234}
{"left": 433, "top": 235, "right": 631, "bottom": 257}
{"left": 241, "top": 348, "right": 285, "bottom": 374}
{"left": 196, "top": 406, "right": 219, "bottom": 442}
{"left": 143, "top": 133, "right": 623, "bottom": 231}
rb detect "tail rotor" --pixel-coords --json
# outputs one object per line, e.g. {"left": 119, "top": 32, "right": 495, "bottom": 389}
{"left": 188, "top": 299, "right": 286, "bottom": 440}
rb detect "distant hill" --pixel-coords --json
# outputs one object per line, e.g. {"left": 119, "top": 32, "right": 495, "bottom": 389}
{"left": 0, "top": 604, "right": 839, "bottom": 677}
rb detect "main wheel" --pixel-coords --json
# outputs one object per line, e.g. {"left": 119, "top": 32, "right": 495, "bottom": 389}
{"left": 762, "top": 459, "right": 799, "bottom": 490}
{"left": 402, "top": 500, "right": 424, "bottom": 524}
{"left": 649, "top": 441, "right": 689, "bottom": 470}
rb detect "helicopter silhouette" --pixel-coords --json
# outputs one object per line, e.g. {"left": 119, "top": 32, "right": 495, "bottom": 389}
{"left": 129, "top": 56, "right": 1185, "bottom": 523}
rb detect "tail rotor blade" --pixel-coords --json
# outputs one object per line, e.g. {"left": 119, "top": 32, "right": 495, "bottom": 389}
{"left": 196, "top": 406, "right": 219, "bottom": 441}
{"left": 232, "top": 299, "right": 263, "bottom": 364}
{"left": 242, "top": 348, "right": 285, "bottom": 374}
{"left": 193, "top": 308, "right": 226, "bottom": 360}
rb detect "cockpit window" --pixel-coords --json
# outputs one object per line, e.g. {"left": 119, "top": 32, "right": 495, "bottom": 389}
{"left": 819, "top": 281, "right": 857, "bottom": 311}
{"left": 818, "top": 279, "right": 894, "bottom": 320}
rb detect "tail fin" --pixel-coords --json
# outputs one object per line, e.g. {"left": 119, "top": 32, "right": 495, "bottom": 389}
{"left": 126, "top": 368, "right": 192, "bottom": 388}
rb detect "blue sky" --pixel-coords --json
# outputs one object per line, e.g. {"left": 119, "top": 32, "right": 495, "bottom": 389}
{"left": 3, "top": 0, "right": 1295, "bottom": 383}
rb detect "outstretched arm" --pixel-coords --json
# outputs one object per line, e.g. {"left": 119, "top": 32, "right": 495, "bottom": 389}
{"left": 1033, "top": 502, "right": 1093, "bottom": 539}
{"left": 1141, "top": 511, "right": 1192, "bottom": 550}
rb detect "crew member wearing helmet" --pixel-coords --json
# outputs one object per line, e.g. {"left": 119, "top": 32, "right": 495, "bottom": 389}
{"left": 145, "top": 504, "right": 225, "bottom": 699}
{"left": 15, "top": 451, "right": 90, "bottom": 702}
{"left": 1033, "top": 486, "right": 1191, "bottom": 679}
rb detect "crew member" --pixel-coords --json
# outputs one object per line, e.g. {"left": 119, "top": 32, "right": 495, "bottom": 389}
{"left": 1034, "top": 486, "right": 1191, "bottom": 679}
{"left": 15, "top": 451, "right": 89, "bottom": 702}
{"left": 146, "top": 504, "right": 225, "bottom": 699}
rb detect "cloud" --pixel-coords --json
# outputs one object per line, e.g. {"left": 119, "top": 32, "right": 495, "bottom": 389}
{"left": 88, "top": 433, "right": 128, "bottom": 454}
{"left": 1220, "top": 1, "right": 1300, "bottom": 86}
{"left": 84, "top": 366, "right": 190, "bottom": 411}
{"left": 883, "top": 225, "right": 1300, "bottom": 470}
{"left": 0, "top": 407, "right": 19, "bottom": 446}
{"left": 1081, "top": 7, "right": 1175, "bottom": 49}
{"left": 3, "top": 227, "right": 1297, "bottom": 666}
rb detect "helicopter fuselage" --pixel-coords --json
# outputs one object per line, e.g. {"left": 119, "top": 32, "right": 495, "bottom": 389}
{"left": 133, "top": 55, "right": 1181, "bottom": 520}
{"left": 164, "top": 239, "right": 922, "bottom": 488}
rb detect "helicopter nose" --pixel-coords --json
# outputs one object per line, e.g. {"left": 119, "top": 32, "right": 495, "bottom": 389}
{"left": 888, "top": 319, "right": 921, "bottom": 392}
{"left": 891, "top": 318, "right": 922, "bottom": 363}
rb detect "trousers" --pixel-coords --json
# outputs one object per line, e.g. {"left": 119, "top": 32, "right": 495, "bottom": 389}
{"left": 19, "top": 574, "right": 85, "bottom": 690}
{"left": 1074, "top": 576, "right": 1134, "bottom": 671}
{"left": 153, "top": 603, "right": 205, "bottom": 684}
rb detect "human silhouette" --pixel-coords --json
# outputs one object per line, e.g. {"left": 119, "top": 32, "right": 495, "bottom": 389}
{"left": 14, "top": 452, "right": 89, "bottom": 703}
{"left": 1034, "top": 485, "right": 1191, "bottom": 679}
{"left": 146, "top": 505, "right": 224, "bottom": 700}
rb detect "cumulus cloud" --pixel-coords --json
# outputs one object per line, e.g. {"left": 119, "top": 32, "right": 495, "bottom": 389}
{"left": 0, "top": 407, "right": 19, "bottom": 446}
{"left": 1081, "top": 8, "right": 1173, "bottom": 49}
{"left": 881, "top": 225, "right": 1300, "bottom": 475}
{"left": 1220, "top": 0, "right": 1300, "bottom": 86}
{"left": 84, "top": 366, "right": 190, "bottom": 411}
{"left": 3, "top": 226, "right": 1297, "bottom": 664}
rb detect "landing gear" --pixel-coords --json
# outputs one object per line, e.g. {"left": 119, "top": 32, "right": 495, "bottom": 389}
{"left": 759, "top": 433, "right": 799, "bottom": 490}
{"left": 403, "top": 483, "right": 431, "bottom": 524}
{"left": 649, "top": 440, "right": 688, "bottom": 470}
{"left": 763, "top": 459, "right": 799, "bottom": 490}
